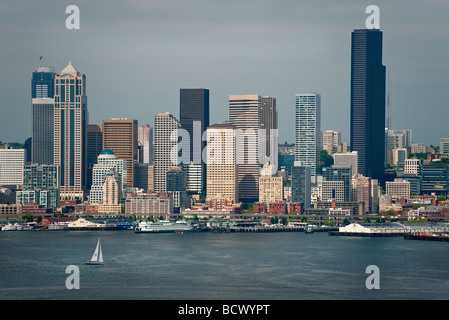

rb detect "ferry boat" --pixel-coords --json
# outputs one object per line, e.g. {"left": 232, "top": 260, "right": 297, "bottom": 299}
{"left": 134, "top": 220, "right": 193, "bottom": 233}
{"left": 1, "top": 223, "right": 34, "bottom": 231}
{"left": 47, "top": 221, "right": 69, "bottom": 230}
{"left": 1, "top": 223, "right": 20, "bottom": 231}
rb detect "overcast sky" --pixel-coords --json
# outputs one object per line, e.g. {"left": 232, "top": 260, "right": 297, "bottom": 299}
{"left": 0, "top": 0, "right": 448, "bottom": 146}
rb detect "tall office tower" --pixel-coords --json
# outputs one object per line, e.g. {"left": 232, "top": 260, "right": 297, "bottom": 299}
{"left": 102, "top": 118, "right": 138, "bottom": 188}
{"left": 291, "top": 162, "right": 311, "bottom": 209}
{"left": 154, "top": 112, "right": 180, "bottom": 192}
{"left": 179, "top": 88, "right": 210, "bottom": 193}
{"left": 350, "top": 29, "right": 386, "bottom": 184}
{"left": 0, "top": 148, "right": 26, "bottom": 186}
{"left": 32, "top": 66, "right": 56, "bottom": 165}
{"left": 260, "top": 96, "right": 278, "bottom": 163}
{"left": 228, "top": 94, "right": 261, "bottom": 202}
{"left": 90, "top": 149, "right": 127, "bottom": 204}
{"left": 206, "top": 123, "right": 238, "bottom": 203}
{"left": 86, "top": 124, "right": 103, "bottom": 190}
{"left": 18, "top": 164, "right": 60, "bottom": 210}
{"left": 295, "top": 93, "right": 321, "bottom": 183}
{"left": 322, "top": 130, "right": 341, "bottom": 155}
{"left": 138, "top": 124, "right": 153, "bottom": 164}
{"left": 54, "top": 62, "right": 88, "bottom": 199}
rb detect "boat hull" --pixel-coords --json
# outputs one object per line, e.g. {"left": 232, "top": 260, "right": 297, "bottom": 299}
{"left": 85, "top": 261, "right": 104, "bottom": 265}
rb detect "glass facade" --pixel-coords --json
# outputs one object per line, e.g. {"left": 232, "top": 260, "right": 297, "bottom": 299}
{"left": 350, "top": 29, "right": 386, "bottom": 184}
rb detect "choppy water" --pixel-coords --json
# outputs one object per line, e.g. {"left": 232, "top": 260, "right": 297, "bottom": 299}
{"left": 0, "top": 230, "right": 448, "bottom": 300}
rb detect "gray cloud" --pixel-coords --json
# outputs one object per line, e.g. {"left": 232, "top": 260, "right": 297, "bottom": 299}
{"left": 0, "top": 0, "right": 448, "bottom": 146}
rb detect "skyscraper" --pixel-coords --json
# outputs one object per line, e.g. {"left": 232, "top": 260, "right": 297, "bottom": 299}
{"left": 350, "top": 29, "right": 386, "bottom": 184}
{"left": 102, "top": 118, "right": 138, "bottom": 188}
{"left": 228, "top": 94, "right": 261, "bottom": 202}
{"left": 295, "top": 93, "right": 321, "bottom": 183}
{"left": 260, "top": 96, "right": 278, "bottom": 163}
{"left": 179, "top": 88, "right": 209, "bottom": 193}
{"left": 54, "top": 62, "right": 88, "bottom": 199}
{"left": 206, "top": 123, "right": 238, "bottom": 203}
{"left": 32, "top": 66, "right": 56, "bottom": 165}
{"left": 154, "top": 112, "right": 180, "bottom": 192}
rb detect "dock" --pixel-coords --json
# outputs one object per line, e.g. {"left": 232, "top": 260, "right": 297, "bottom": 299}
{"left": 228, "top": 226, "right": 305, "bottom": 233}
{"left": 404, "top": 233, "right": 449, "bottom": 242}
{"left": 329, "top": 231, "right": 404, "bottom": 237}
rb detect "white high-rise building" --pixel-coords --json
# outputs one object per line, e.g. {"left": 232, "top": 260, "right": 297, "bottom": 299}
{"left": 295, "top": 93, "right": 321, "bottom": 183}
{"left": 90, "top": 149, "right": 127, "bottom": 204}
{"left": 154, "top": 112, "right": 180, "bottom": 192}
{"left": 0, "top": 149, "right": 26, "bottom": 186}
{"left": 206, "top": 123, "right": 238, "bottom": 203}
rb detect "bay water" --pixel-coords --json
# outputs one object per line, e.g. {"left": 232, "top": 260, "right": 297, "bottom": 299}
{"left": 1, "top": 230, "right": 448, "bottom": 300}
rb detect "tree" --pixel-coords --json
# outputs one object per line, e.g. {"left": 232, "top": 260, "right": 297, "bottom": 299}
{"left": 317, "top": 150, "right": 334, "bottom": 174}
{"left": 281, "top": 217, "right": 288, "bottom": 225}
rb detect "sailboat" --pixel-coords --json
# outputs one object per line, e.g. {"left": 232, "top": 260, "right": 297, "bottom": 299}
{"left": 86, "top": 238, "right": 104, "bottom": 265}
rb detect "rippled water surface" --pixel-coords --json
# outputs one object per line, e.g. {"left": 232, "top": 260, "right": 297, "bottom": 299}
{"left": 1, "top": 230, "right": 448, "bottom": 299}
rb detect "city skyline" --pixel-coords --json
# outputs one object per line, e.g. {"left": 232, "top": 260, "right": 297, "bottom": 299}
{"left": 1, "top": 1, "right": 448, "bottom": 147}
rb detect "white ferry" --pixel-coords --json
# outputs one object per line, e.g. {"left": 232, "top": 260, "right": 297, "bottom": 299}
{"left": 134, "top": 220, "right": 193, "bottom": 233}
{"left": 1, "top": 223, "right": 34, "bottom": 231}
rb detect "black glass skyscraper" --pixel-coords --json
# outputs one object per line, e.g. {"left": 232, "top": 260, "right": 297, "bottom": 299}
{"left": 179, "top": 88, "right": 210, "bottom": 192}
{"left": 350, "top": 29, "right": 386, "bottom": 184}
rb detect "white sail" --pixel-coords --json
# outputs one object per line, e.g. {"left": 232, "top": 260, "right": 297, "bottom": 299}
{"left": 87, "top": 238, "right": 103, "bottom": 264}
{"left": 97, "top": 240, "right": 103, "bottom": 263}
